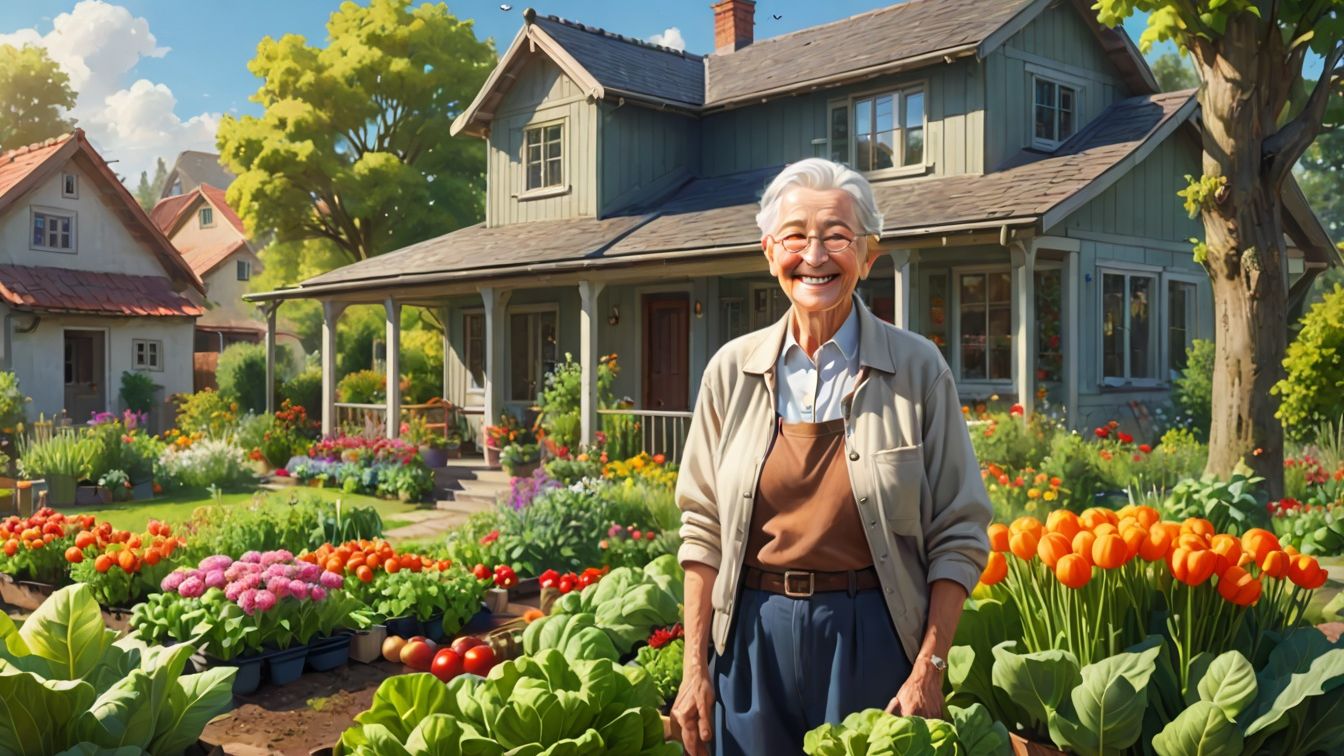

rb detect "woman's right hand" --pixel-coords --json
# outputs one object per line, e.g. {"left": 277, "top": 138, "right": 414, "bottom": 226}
{"left": 672, "top": 662, "right": 714, "bottom": 756}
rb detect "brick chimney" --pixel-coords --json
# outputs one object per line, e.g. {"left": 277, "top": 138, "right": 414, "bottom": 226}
{"left": 712, "top": 0, "right": 755, "bottom": 54}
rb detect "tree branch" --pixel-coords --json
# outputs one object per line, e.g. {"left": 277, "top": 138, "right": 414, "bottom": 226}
{"left": 1263, "top": 41, "right": 1344, "bottom": 185}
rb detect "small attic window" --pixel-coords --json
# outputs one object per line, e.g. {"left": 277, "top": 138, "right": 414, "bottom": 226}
{"left": 61, "top": 173, "right": 77, "bottom": 198}
{"left": 199, "top": 207, "right": 214, "bottom": 228}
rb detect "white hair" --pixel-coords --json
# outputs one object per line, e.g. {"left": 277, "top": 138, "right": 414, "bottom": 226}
{"left": 755, "top": 158, "right": 884, "bottom": 237}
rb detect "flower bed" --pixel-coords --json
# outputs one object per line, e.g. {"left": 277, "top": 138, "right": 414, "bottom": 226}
{"left": 284, "top": 436, "right": 433, "bottom": 501}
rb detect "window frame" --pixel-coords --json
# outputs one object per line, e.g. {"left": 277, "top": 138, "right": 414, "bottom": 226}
{"left": 1097, "top": 265, "right": 1163, "bottom": 388}
{"left": 1163, "top": 271, "right": 1202, "bottom": 382}
{"left": 236, "top": 260, "right": 251, "bottom": 281}
{"left": 132, "top": 338, "right": 163, "bottom": 372}
{"left": 29, "top": 207, "right": 77, "bottom": 254}
{"left": 520, "top": 117, "right": 567, "bottom": 196}
{"left": 505, "top": 304, "right": 560, "bottom": 404}
{"left": 462, "top": 309, "right": 486, "bottom": 395}
{"left": 61, "top": 173, "right": 78, "bottom": 199}
{"left": 826, "top": 80, "right": 929, "bottom": 178}
{"left": 199, "top": 206, "right": 215, "bottom": 228}
{"left": 1030, "top": 71, "right": 1082, "bottom": 151}
{"left": 949, "top": 265, "right": 1016, "bottom": 387}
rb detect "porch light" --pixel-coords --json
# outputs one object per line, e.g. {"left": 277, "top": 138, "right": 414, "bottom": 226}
{"left": 608, "top": 305, "right": 620, "bottom": 326}
{"left": 694, "top": 300, "right": 703, "bottom": 318}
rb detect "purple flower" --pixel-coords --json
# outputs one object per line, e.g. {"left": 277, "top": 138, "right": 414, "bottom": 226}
{"left": 309, "top": 586, "right": 327, "bottom": 602}
{"left": 254, "top": 589, "right": 277, "bottom": 612}
{"left": 160, "top": 571, "right": 186, "bottom": 593}
{"left": 238, "top": 588, "right": 258, "bottom": 614}
{"left": 240, "top": 551, "right": 262, "bottom": 564}
{"left": 178, "top": 576, "right": 205, "bottom": 598}
{"left": 199, "top": 555, "right": 232, "bottom": 572}
{"left": 203, "top": 570, "right": 227, "bottom": 589}
{"left": 319, "top": 571, "right": 343, "bottom": 589}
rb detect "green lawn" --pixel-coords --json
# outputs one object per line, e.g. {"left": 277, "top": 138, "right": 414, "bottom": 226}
{"left": 62, "top": 486, "right": 424, "bottom": 533}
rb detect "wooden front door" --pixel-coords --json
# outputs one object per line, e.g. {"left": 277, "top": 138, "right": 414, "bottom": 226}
{"left": 642, "top": 294, "right": 689, "bottom": 410}
{"left": 64, "top": 330, "right": 105, "bottom": 422}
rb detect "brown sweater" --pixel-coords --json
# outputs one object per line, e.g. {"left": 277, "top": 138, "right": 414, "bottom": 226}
{"left": 744, "top": 418, "right": 874, "bottom": 571}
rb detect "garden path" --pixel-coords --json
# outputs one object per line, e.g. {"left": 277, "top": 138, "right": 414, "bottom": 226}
{"left": 382, "top": 461, "right": 511, "bottom": 541}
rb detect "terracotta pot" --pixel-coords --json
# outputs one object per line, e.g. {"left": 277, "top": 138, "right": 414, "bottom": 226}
{"left": 502, "top": 459, "right": 540, "bottom": 479}
{"left": 484, "top": 443, "right": 501, "bottom": 468}
{"left": 1010, "top": 733, "right": 1069, "bottom": 756}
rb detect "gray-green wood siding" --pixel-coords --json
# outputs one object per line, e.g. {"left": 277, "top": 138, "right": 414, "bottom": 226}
{"left": 1056, "top": 136, "right": 1204, "bottom": 244}
{"left": 485, "top": 57, "right": 598, "bottom": 226}
{"left": 597, "top": 102, "right": 699, "bottom": 216}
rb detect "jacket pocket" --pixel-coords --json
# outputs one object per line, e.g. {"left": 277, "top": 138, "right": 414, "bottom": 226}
{"left": 870, "top": 443, "right": 924, "bottom": 523}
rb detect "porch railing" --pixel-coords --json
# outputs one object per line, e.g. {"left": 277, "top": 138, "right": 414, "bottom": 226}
{"left": 334, "top": 401, "right": 485, "bottom": 443}
{"left": 597, "top": 408, "right": 694, "bottom": 464}
{"left": 334, "top": 403, "right": 387, "bottom": 438}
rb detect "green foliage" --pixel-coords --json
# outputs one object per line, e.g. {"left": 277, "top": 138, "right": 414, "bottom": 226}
{"left": 216, "top": 0, "right": 496, "bottom": 262}
{"left": 803, "top": 704, "right": 1010, "bottom": 755}
{"left": 1039, "top": 433, "right": 1109, "bottom": 510}
{"left": 17, "top": 432, "right": 92, "bottom": 481}
{"left": 0, "top": 584, "right": 235, "bottom": 755}
{"left": 343, "top": 567, "right": 487, "bottom": 627}
{"left": 172, "top": 389, "right": 239, "bottom": 440}
{"left": 1298, "top": 131, "right": 1344, "bottom": 246}
{"left": 217, "top": 342, "right": 296, "bottom": 415}
{"left": 181, "top": 493, "right": 384, "bottom": 561}
{"left": 338, "top": 369, "right": 384, "bottom": 404}
{"left": 119, "top": 371, "right": 157, "bottom": 414}
{"left": 0, "top": 370, "right": 28, "bottom": 431}
{"left": 634, "top": 638, "right": 684, "bottom": 705}
{"left": 969, "top": 411, "right": 1059, "bottom": 473}
{"left": 336, "top": 649, "right": 676, "bottom": 756}
{"left": 525, "top": 558, "right": 683, "bottom": 658}
{"left": 1162, "top": 473, "right": 1271, "bottom": 535}
{"left": 282, "top": 368, "right": 323, "bottom": 415}
{"left": 1274, "top": 284, "right": 1344, "bottom": 438}
{"left": 1273, "top": 503, "right": 1344, "bottom": 556}
{"left": 1173, "top": 339, "right": 1214, "bottom": 440}
{"left": 1177, "top": 173, "right": 1227, "bottom": 219}
{"left": 1148, "top": 51, "right": 1198, "bottom": 92}
{"left": 156, "top": 438, "right": 255, "bottom": 491}
{"left": 133, "top": 157, "right": 168, "bottom": 213}
{"left": 0, "top": 44, "right": 76, "bottom": 150}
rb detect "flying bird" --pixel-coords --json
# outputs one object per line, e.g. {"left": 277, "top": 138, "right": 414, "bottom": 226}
{"left": 772, "top": 13, "right": 782, "bottom": 19}
{"left": 500, "top": 3, "right": 512, "bottom": 10}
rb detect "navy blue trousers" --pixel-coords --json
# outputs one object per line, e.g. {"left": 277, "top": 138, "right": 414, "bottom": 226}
{"left": 711, "top": 587, "right": 912, "bottom": 756}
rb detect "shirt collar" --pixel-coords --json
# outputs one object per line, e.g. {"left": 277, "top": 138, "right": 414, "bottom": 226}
{"left": 781, "top": 302, "right": 860, "bottom": 363}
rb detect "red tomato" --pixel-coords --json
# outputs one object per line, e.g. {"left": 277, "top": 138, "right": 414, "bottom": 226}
{"left": 451, "top": 636, "right": 484, "bottom": 656}
{"left": 557, "top": 577, "right": 575, "bottom": 594}
{"left": 462, "top": 645, "right": 496, "bottom": 676}
{"left": 400, "top": 639, "right": 437, "bottom": 671}
{"left": 472, "top": 563, "right": 491, "bottom": 580}
{"left": 431, "top": 648, "right": 463, "bottom": 682}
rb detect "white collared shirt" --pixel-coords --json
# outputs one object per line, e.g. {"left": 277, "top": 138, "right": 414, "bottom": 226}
{"left": 775, "top": 305, "right": 861, "bottom": 422}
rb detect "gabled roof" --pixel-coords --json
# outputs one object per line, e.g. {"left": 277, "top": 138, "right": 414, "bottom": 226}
{"left": 159, "top": 150, "right": 235, "bottom": 200}
{"left": 148, "top": 191, "right": 194, "bottom": 231}
{"left": 0, "top": 131, "right": 204, "bottom": 294}
{"left": 0, "top": 264, "right": 203, "bottom": 317}
{"left": 453, "top": 0, "right": 1157, "bottom": 136}
{"left": 179, "top": 238, "right": 250, "bottom": 278}
{"left": 150, "top": 183, "right": 247, "bottom": 238}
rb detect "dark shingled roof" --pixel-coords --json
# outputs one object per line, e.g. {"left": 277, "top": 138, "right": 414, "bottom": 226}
{"left": 159, "top": 151, "right": 235, "bottom": 200}
{"left": 278, "top": 91, "right": 1194, "bottom": 296}
{"left": 703, "top": 0, "right": 1034, "bottom": 106}
{"left": 531, "top": 15, "right": 705, "bottom": 108}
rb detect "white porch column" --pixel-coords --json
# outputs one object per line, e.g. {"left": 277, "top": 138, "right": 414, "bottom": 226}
{"left": 889, "top": 248, "right": 915, "bottom": 329}
{"left": 578, "top": 281, "right": 606, "bottom": 447}
{"left": 320, "top": 300, "right": 346, "bottom": 437}
{"left": 439, "top": 304, "right": 452, "bottom": 403}
{"left": 1063, "top": 250, "right": 1080, "bottom": 429}
{"left": 384, "top": 297, "right": 401, "bottom": 439}
{"left": 1011, "top": 241, "right": 1038, "bottom": 418}
{"left": 480, "top": 287, "right": 513, "bottom": 433}
{"left": 262, "top": 302, "right": 279, "bottom": 415}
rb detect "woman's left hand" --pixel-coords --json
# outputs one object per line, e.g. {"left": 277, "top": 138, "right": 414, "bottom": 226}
{"left": 884, "top": 658, "right": 945, "bottom": 719}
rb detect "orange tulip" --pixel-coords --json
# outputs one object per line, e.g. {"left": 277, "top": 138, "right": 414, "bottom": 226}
{"left": 1216, "top": 565, "right": 1262, "bottom": 606}
{"left": 1287, "top": 555, "right": 1325, "bottom": 590}
{"left": 1010, "top": 516, "right": 1043, "bottom": 539}
{"left": 1133, "top": 505, "right": 1160, "bottom": 529}
{"left": 1120, "top": 526, "right": 1146, "bottom": 560}
{"left": 1092, "top": 533, "right": 1127, "bottom": 570}
{"left": 1209, "top": 534, "right": 1242, "bottom": 576}
{"left": 1080, "top": 508, "right": 1116, "bottom": 531}
{"left": 1055, "top": 553, "right": 1092, "bottom": 589}
{"left": 1259, "top": 550, "right": 1289, "bottom": 579}
{"left": 1177, "top": 532, "right": 1209, "bottom": 552}
{"left": 1139, "top": 524, "right": 1172, "bottom": 562}
{"left": 1037, "top": 532, "right": 1072, "bottom": 568}
{"left": 988, "top": 524, "right": 1011, "bottom": 553}
{"left": 980, "top": 551, "right": 1008, "bottom": 585}
{"left": 1046, "top": 510, "right": 1081, "bottom": 541}
{"left": 1010, "top": 530, "right": 1040, "bottom": 562}
{"left": 1181, "top": 518, "right": 1214, "bottom": 539}
{"left": 1241, "top": 529, "right": 1281, "bottom": 563}
{"left": 1072, "top": 530, "right": 1096, "bottom": 560}
{"left": 1172, "top": 546, "right": 1217, "bottom": 586}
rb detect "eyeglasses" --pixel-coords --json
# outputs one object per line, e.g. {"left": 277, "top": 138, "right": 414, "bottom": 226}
{"left": 770, "top": 232, "right": 858, "bottom": 254}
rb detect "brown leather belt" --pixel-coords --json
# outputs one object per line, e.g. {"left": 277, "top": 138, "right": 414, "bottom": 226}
{"left": 744, "top": 565, "right": 881, "bottom": 598}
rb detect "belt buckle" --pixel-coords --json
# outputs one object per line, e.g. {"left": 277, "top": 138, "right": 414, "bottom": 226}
{"left": 783, "top": 570, "right": 814, "bottom": 598}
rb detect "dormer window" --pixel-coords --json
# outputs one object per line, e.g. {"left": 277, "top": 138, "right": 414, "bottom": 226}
{"left": 828, "top": 85, "right": 925, "bottom": 174}
{"left": 31, "top": 209, "right": 75, "bottom": 252}
{"left": 524, "top": 122, "right": 564, "bottom": 191}
{"left": 199, "top": 206, "right": 214, "bottom": 228}
{"left": 61, "top": 173, "right": 78, "bottom": 198}
{"left": 1033, "top": 76, "right": 1077, "bottom": 149}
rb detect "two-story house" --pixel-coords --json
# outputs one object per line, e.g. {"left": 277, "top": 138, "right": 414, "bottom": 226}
{"left": 0, "top": 130, "right": 203, "bottom": 423}
{"left": 249, "top": 0, "right": 1336, "bottom": 451}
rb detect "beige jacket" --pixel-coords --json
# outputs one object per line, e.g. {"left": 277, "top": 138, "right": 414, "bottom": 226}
{"left": 676, "top": 298, "right": 992, "bottom": 661}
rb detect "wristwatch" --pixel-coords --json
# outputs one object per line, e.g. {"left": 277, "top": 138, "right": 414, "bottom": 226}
{"left": 922, "top": 653, "right": 948, "bottom": 672}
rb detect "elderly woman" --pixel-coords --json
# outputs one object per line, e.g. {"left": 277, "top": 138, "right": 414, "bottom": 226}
{"left": 671, "top": 158, "right": 993, "bottom": 755}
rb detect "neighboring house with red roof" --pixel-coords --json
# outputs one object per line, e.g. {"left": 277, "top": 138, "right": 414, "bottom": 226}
{"left": 0, "top": 130, "right": 204, "bottom": 424}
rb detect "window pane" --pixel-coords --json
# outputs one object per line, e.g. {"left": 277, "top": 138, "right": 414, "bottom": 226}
{"left": 465, "top": 314, "right": 485, "bottom": 389}
{"left": 904, "top": 127, "right": 923, "bottom": 166}
{"left": 1168, "top": 281, "right": 1192, "bottom": 377}
{"left": 855, "top": 98, "right": 872, "bottom": 136}
{"left": 904, "top": 91, "right": 924, "bottom": 129}
{"left": 527, "top": 163, "right": 542, "bottom": 190}
{"left": 545, "top": 158, "right": 562, "bottom": 187}
{"left": 545, "top": 124, "right": 561, "bottom": 143}
{"left": 988, "top": 303, "right": 1012, "bottom": 380}
{"left": 1035, "top": 104, "right": 1054, "bottom": 142}
{"left": 1059, "top": 86, "right": 1075, "bottom": 140}
{"left": 874, "top": 131, "right": 895, "bottom": 170}
{"left": 525, "top": 129, "right": 539, "bottom": 148}
{"left": 988, "top": 272, "right": 1011, "bottom": 304}
{"left": 1035, "top": 269, "right": 1063, "bottom": 386}
{"left": 32, "top": 215, "right": 44, "bottom": 246}
{"left": 960, "top": 274, "right": 986, "bottom": 380}
{"left": 1102, "top": 274, "right": 1125, "bottom": 378}
{"left": 545, "top": 139, "right": 561, "bottom": 159}
{"left": 855, "top": 134, "right": 873, "bottom": 172}
{"left": 875, "top": 94, "right": 893, "bottom": 134}
{"left": 1035, "top": 79, "right": 1055, "bottom": 108}
{"left": 509, "top": 314, "right": 530, "bottom": 401}
{"left": 1130, "top": 276, "right": 1154, "bottom": 378}
{"left": 829, "top": 105, "right": 849, "bottom": 164}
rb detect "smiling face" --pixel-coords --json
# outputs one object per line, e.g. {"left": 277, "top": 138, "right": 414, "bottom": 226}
{"left": 762, "top": 186, "right": 879, "bottom": 317}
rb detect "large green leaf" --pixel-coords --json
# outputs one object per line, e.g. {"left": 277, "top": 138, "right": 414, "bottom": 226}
{"left": 1196, "top": 651, "right": 1257, "bottom": 720}
{"left": 340, "top": 673, "right": 458, "bottom": 751}
{"left": 990, "top": 642, "right": 1080, "bottom": 730}
{"left": 52, "top": 745, "right": 144, "bottom": 756}
{"left": 1048, "top": 648, "right": 1157, "bottom": 756}
{"left": 402, "top": 714, "right": 465, "bottom": 755}
{"left": 19, "top": 585, "right": 113, "bottom": 681}
{"left": 949, "top": 703, "right": 1011, "bottom": 756}
{"left": 74, "top": 670, "right": 160, "bottom": 749}
{"left": 866, "top": 715, "right": 931, "bottom": 756}
{"left": 0, "top": 666, "right": 93, "bottom": 756}
{"left": 149, "top": 667, "right": 237, "bottom": 756}
{"left": 537, "top": 729, "right": 603, "bottom": 756}
{"left": 597, "top": 708, "right": 645, "bottom": 755}
{"left": 1243, "top": 648, "right": 1344, "bottom": 737}
{"left": 1152, "top": 701, "right": 1244, "bottom": 756}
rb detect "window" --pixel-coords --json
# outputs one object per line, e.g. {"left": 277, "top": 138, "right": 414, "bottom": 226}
{"left": 957, "top": 271, "right": 1013, "bottom": 381}
{"left": 236, "top": 260, "right": 251, "bottom": 281}
{"left": 1033, "top": 77, "right": 1077, "bottom": 148}
{"left": 1167, "top": 280, "right": 1198, "bottom": 379}
{"left": 749, "top": 284, "right": 790, "bottom": 331}
{"left": 61, "top": 173, "right": 77, "bottom": 198}
{"left": 1101, "top": 271, "right": 1158, "bottom": 382}
{"left": 31, "top": 210, "right": 74, "bottom": 251}
{"left": 168, "top": 179, "right": 182, "bottom": 196}
{"left": 829, "top": 86, "right": 925, "bottom": 172}
{"left": 199, "top": 207, "right": 214, "bottom": 228}
{"left": 133, "top": 339, "right": 162, "bottom": 371}
{"left": 508, "top": 310, "right": 558, "bottom": 401}
{"left": 524, "top": 123, "right": 563, "bottom": 191}
{"left": 464, "top": 313, "right": 485, "bottom": 391}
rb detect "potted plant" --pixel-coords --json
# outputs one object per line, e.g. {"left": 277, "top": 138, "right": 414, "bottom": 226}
{"left": 17, "top": 432, "right": 92, "bottom": 507}
{"left": 402, "top": 414, "right": 453, "bottom": 468}
{"left": 482, "top": 413, "right": 525, "bottom": 468}
{"left": 97, "top": 468, "right": 132, "bottom": 503}
{"left": 500, "top": 442, "right": 543, "bottom": 479}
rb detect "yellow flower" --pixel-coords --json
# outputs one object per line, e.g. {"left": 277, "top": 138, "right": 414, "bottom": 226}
{"left": 1027, "top": 488, "right": 1041, "bottom": 499}
{"left": 1043, "top": 490, "right": 1058, "bottom": 502}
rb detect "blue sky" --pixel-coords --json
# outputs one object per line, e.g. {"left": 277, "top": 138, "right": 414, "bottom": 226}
{"left": 0, "top": 1, "right": 1158, "bottom": 180}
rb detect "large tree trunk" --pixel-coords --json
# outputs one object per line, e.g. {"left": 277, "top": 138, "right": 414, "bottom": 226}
{"left": 1192, "top": 19, "right": 1291, "bottom": 499}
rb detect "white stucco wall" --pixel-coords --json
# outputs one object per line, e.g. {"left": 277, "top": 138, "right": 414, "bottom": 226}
{"left": 0, "top": 162, "right": 165, "bottom": 276}
{"left": 198, "top": 249, "right": 263, "bottom": 327}
{"left": 9, "top": 314, "right": 195, "bottom": 420}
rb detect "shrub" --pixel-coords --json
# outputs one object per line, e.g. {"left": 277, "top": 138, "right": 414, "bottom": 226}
{"left": 1039, "top": 432, "right": 1108, "bottom": 510}
{"left": 337, "top": 369, "right": 384, "bottom": 403}
{"left": 172, "top": 389, "right": 239, "bottom": 439}
{"left": 282, "top": 368, "right": 322, "bottom": 414}
{"left": 119, "top": 370, "right": 157, "bottom": 413}
{"left": 157, "top": 438, "right": 254, "bottom": 490}
{"left": 0, "top": 370, "right": 28, "bottom": 431}
{"left": 17, "top": 432, "right": 92, "bottom": 481}
{"left": 968, "top": 408, "right": 1058, "bottom": 472}
{"left": 1274, "top": 284, "right": 1344, "bottom": 439}
{"left": 180, "top": 493, "right": 383, "bottom": 560}
{"left": 216, "top": 343, "right": 277, "bottom": 414}
{"left": 1173, "top": 338, "right": 1214, "bottom": 440}
{"left": 1161, "top": 473, "right": 1271, "bottom": 535}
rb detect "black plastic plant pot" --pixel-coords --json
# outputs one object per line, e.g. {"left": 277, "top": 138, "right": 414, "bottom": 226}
{"left": 306, "top": 634, "right": 351, "bottom": 672}
{"left": 423, "top": 614, "right": 446, "bottom": 643}
{"left": 384, "top": 615, "right": 421, "bottom": 639}
{"left": 192, "top": 650, "right": 266, "bottom": 696}
{"left": 267, "top": 645, "right": 308, "bottom": 686}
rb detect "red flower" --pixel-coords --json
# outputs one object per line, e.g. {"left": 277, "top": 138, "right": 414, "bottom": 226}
{"left": 1009, "top": 403, "right": 1024, "bottom": 417}
{"left": 1095, "top": 427, "right": 1110, "bottom": 439}
{"left": 648, "top": 623, "right": 685, "bottom": 649}
{"left": 1138, "top": 444, "right": 1152, "bottom": 454}
{"left": 480, "top": 530, "right": 500, "bottom": 545}
{"left": 1117, "top": 432, "right": 1133, "bottom": 444}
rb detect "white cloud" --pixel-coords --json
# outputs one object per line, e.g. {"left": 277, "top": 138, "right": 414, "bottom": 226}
{"left": 0, "top": 1, "right": 217, "bottom": 183}
{"left": 648, "top": 26, "right": 685, "bottom": 51}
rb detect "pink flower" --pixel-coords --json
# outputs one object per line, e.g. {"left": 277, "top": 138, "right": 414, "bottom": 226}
{"left": 199, "top": 555, "right": 232, "bottom": 572}
{"left": 266, "top": 576, "right": 290, "bottom": 597}
{"left": 178, "top": 576, "right": 205, "bottom": 598}
{"left": 238, "top": 588, "right": 258, "bottom": 614}
{"left": 319, "top": 571, "right": 343, "bottom": 589}
{"left": 161, "top": 571, "right": 186, "bottom": 592}
{"left": 297, "top": 562, "right": 321, "bottom": 582}
{"left": 254, "top": 590, "right": 277, "bottom": 612}
{"left": 240, "top": 551, "right": 261, "bottom": 564}
{"left": 224, "top": 582, "right": 244, "bottom": 602}
{"left": 288, "top": 579, "right": 310, "bottom": 600}
{"left": 203, "top": 570, "right": 227, "bottom": 589}
{"left": 309, "top": 586, "right": 327, "bottom": 602}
